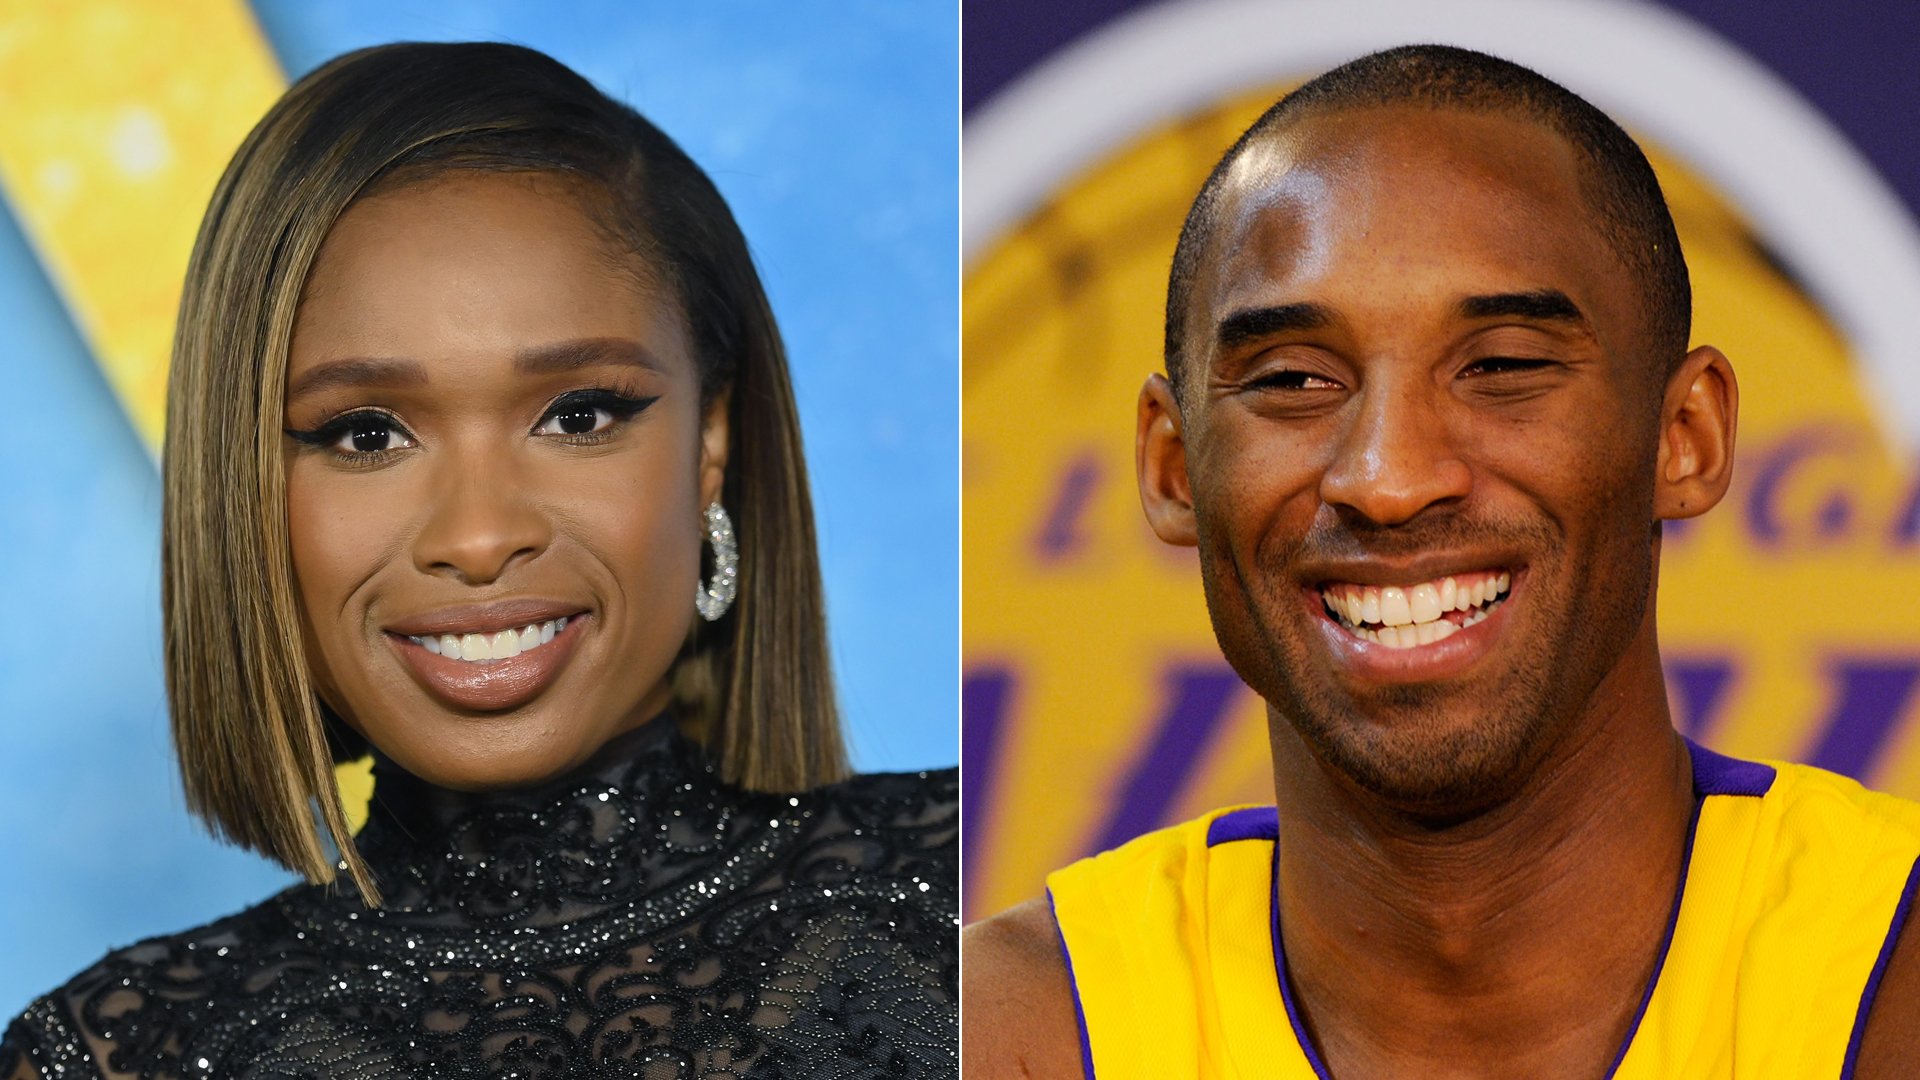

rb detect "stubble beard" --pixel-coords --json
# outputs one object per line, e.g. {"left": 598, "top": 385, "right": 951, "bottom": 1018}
{"left": 1199, "top": 518, "right": 1653, "bottom": 820}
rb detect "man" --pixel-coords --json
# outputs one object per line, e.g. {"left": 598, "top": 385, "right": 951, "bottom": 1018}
{"left": 963, "top": 45, "right": 1920, "bottom": 1078}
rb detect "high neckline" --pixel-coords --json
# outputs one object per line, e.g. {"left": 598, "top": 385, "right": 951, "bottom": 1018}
{"left": 12, "top": 709, "right": 961, "bottom": 1077}
{"left": 361, "top": 713, "right": 684, "bottom": 835}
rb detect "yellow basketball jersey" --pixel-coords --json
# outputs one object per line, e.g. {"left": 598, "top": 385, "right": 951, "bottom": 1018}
{"left": 1046, "top": 739, "right": 1920, "bottom": 1078}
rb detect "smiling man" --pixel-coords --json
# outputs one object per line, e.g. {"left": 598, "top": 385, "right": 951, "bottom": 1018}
{"left": 963, "top": 45, "right": 1920, "bottom": 1078}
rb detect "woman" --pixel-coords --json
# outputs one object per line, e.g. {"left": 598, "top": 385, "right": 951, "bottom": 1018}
{"left": 1, "top": 42, "right": 955, "bottom": 1078}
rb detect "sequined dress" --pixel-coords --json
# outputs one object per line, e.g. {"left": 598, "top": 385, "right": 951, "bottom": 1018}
{"left": 0, "top": 718, "right": 958, "bottom": 1078}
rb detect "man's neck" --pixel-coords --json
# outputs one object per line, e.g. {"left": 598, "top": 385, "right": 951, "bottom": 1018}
{"left": 1268, "top": 668, "right": 1695, "bottom": 1079}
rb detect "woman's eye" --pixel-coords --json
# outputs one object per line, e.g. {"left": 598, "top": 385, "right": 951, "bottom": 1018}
{"left": 535, "top": 405, "right": 614, "bottom": 437}
{"left": 334, "top": 416, "right": 412, "bottom": 454}
{"left": 286, "top": 411, "right": 416, "bottom": 458}
{"left": 532, "top": 390, "right": 660, "bottom": 439}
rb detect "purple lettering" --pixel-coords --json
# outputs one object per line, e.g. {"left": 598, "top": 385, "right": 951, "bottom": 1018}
{"left": 1665, "top": 655, "right": 1737, "bottom": 740}
{"left": 1086, "top": 663, "right": 1247, "bottom": 857}
{"left": 1743, "top": 427, "right": 1862, "bottom": 549}
{"left": 1806, "top": 656, "right": 1920, "bottom": 781}
{"left": 1032, "top": 451, "right": 1102, "bottom": 561}
{"left": 961, "top": 664, "right": 1016, "bottom": 921}
{"left": 1892, "top": 461, "right": 1920, "bottom": 547}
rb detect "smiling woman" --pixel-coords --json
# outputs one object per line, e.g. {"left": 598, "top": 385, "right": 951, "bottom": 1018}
{"left": 279, "top": 170, "right": 738, "bottom": 797}
{"left": 1, "top": 41, "right": 954, "bottom": 1079}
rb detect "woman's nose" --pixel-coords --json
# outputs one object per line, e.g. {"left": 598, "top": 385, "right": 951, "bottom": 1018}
{"left": 411, "top": 454, "right": 551, "bottom": 585}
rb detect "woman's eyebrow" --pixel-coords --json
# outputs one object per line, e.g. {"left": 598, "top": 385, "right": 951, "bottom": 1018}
{"left": 286, "top": 338, "right": 664, "bottom": 401}
{"left": 515, "top": 337, "right": 664, "bottom": 375}
{"left": 286, "top": 357, "right": 428, "bottom": 400}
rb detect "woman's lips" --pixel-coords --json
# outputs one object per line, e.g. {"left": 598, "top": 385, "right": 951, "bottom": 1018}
{"left": 389, "top": 614, "right": 587, "bottom": 712}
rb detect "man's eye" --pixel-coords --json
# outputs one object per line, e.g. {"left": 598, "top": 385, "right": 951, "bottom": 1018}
{"left": 1249, "top": 370, "right": 1340, "bottom": 390}
{"left": 1463, "top": 357, "right": 1556, "bottom": 377}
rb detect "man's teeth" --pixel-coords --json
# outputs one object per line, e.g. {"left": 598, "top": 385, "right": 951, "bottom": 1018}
{"left": 1350, "top": 609, "right": 1490, "bottom": 648}
{"left": 1323, "top": 572, "right": 1511, "bottom": 650}
{"left": 409, "top": 617, "right": 567, "bottom": 663}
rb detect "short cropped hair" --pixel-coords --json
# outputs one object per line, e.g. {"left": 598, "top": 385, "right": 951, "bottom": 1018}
{"left": 1164, "top": 44, "right": 1691, "bottom": 391}
{"left": 164, "top": 42, "right": 847, "bottom": 901}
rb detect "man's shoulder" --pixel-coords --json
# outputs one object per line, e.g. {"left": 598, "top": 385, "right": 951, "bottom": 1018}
{"left": 1704, "top": 752, "right": 1920, "bottom": 911}
{"left": 959, "top": 807, "right": 1276, "bottom": 1078}
{"left": 962, "top": 899, "right": 1084, "bottom": 1079}
{"left": 1742, "top": 757, "right": 1920, "bottom": 1076}
{"left": 1053, "top": 804, "right": 1275, "bottom": 884}
{"left": 1766, "top": 756, "right": 1920, "bottom": 835}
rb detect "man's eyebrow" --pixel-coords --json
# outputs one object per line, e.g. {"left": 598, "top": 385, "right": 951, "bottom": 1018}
{"left": 286, "top": 338, "right": 663, "bottom": 400}
{"left": 515, "top": 336, "right": 664, "bottom": 376}
{"left": 286, "top": 357, "right": 428, "bottom": 400}
{"left": 1215, "top": 302, "right": 1334, "bottom": 351}
{"left": 1458, "top": 289, "right": 1590, "bottom": 328}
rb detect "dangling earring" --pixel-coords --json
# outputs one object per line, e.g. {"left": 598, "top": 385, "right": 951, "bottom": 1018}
{"left": 695, "top": 501, "right": 738, "bottom": 621}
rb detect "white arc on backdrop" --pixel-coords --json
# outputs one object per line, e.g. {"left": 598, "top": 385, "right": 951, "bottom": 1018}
{"left": 965, "top": 0, "right": 1920, "bottom": 448}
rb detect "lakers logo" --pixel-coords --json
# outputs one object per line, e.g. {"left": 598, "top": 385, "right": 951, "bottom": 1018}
{"left": 962, "top": 0, "right": 1920, "bottom": 919}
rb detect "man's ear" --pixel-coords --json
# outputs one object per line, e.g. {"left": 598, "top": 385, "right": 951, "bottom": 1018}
{"left": 1138, "top": 373, "right": 1199, "bottom": 546}
{"left": 1653, "top": 346, "right": 1737, "bottom": 521}
{"left": 699, "top": 386, "right": 731, "bottom": 509}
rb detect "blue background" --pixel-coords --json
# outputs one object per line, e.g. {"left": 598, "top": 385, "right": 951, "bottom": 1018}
{"left": 0, "top": 1, "right": 956, "bottom": 1015}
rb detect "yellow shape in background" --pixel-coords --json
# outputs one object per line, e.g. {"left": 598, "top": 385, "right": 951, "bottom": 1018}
{"left": 0, "top": 1, "right": 280, "bottom": 452}
{"left": 0, "top": 1, "right": 373, "bottom": 833}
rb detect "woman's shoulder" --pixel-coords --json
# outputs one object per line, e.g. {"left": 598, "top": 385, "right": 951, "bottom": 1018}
{"left": 1, "top": 886, "right": 306, "bottom": 1079}
{"left": 812, "top": 762, "right": 958, "bottom": 827}
{"left": 760, "top": 762, "right": 957, "bottom": 886}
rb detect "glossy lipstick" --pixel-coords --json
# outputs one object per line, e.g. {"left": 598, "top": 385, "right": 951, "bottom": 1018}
{"left": 387, "top": 601, "right": 588, "bottom": 712}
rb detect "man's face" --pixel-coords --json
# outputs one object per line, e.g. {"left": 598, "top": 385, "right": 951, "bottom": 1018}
{"left": 1161, "top": 106, "right": 1677, "bottom": 813}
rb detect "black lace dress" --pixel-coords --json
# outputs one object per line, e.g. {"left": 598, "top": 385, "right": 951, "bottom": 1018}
{"left": 0, "top": 718, "right": 957, "bottom": 1078}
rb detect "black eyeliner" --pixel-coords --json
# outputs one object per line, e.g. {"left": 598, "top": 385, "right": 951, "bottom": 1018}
{"left": 542, "top": 388, "right": 661, "bottom": 421}
{"left": 284, "top": 409, "right": 409, "bottom": 452}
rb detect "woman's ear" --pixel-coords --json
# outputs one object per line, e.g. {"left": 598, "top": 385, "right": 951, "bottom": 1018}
{"left": 1138, "top": 374, "right": 1199, "bottom": 546}
{"left": 699, "top": 386, "right": 731, "bottom": 508}
{"left": 1653, "top": 345, "right": 1738, "bottom": 521}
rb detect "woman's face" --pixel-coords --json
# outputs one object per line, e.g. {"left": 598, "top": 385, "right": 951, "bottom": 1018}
{"left": 284, "top": 171, "right": 726, "bottom": 791}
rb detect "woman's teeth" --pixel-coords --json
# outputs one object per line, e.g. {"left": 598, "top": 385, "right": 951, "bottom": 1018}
{"left": 408, "top": 617, "right": 567, "bottom": 663}
{"left": 1322, "top": 572, "right": 1511, "bottom": 650}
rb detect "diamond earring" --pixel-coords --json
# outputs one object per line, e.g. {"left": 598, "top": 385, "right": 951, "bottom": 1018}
{"left": 696, "top": 502, "right": 738, "bottom": 621}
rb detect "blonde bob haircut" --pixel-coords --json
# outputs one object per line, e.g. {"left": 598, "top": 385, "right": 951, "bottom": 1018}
{"left": 165, "top": 41, "right": 847, "bottom": 901}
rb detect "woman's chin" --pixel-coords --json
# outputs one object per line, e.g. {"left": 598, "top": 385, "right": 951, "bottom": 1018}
{"left": 369, "top": 715, "right": 609, "bottom": 792}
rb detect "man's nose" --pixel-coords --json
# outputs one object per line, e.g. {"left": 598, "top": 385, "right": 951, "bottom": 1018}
{"left": 1317, "top": 381, "right": 1473, "bottom": 526}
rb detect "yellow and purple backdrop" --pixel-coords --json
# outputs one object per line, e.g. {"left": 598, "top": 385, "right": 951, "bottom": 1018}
{"left": 962, "top": 0, "right": 1920, "bottom": 922}
{"left": 0, "top": 1, "right": 957, "bottom": 1013}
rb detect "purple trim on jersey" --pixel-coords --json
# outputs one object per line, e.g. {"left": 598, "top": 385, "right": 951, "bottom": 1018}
{"left": 1269, "top": 836, "right": 1336, "bottom": 1080}
{"left": 1265, "top": 738, "right": 1752, "bottom": 1077}
{"left": 1597, "top": 794, "right": 1705, "bottom": 1079}
{"left": 1207, "top": 806, "right": 1279, "bottom": 846}
{"left": 1684, "top": 736, "right": 1777, "bottom": 797}
{"left": 1046, "top": 887, "right": 1098, "bottom": 1080}
{"left": 1841, "top": 854, "right": 1920, "bottom": 1077}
